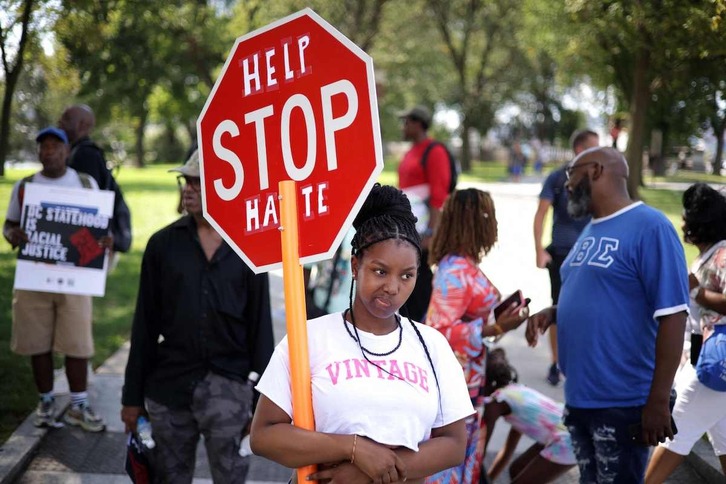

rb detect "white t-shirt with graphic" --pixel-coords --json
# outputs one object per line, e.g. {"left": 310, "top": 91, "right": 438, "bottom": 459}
{"left": 256, "top": 311, "right": 474, "bottom": 451}
{"left": 6, "top": 168, "right": 99, "bottom": 222}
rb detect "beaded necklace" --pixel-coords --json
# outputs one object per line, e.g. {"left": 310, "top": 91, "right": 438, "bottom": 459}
{"left": 342, "top": 308, "right": 403, "bottom": 357}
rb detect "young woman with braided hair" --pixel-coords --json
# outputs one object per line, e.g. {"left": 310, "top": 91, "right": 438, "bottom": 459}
{"left": 423, "top": 188, "right": 530, "bottom": 484}
{"left": 251, "top": 184, "right": 474, "bottom": 484}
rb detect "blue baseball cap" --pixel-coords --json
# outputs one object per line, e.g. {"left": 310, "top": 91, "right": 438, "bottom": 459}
{"left": 36, "top": 127, "right": 69, "bottom": 145}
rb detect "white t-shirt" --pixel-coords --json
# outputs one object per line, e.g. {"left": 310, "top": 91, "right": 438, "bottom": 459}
{"left": 256, "top": 312, "right": 474, "bottom": 451}
{"left": 6, "top": 168, "right": 99, "bottom": 222}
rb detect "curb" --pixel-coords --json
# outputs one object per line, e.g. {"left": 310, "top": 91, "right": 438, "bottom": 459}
{"left": 685, "top": 439, "right": 726, "bottom": 484}
{"left": 0, "top": 395, "right": 70, "bottom": 484}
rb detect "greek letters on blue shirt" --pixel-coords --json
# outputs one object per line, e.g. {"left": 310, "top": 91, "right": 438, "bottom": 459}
{"left": 569, "top": 236, "right": 619, "bottom": 268}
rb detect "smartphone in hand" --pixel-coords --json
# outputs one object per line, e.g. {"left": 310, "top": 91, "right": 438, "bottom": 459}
{"left": 493, "top": 290, "right": 526, "bottom": 320}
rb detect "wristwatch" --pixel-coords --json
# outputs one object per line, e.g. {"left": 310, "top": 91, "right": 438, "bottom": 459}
{"left": 690, "top": 286, "right": 701, "bottom": 300}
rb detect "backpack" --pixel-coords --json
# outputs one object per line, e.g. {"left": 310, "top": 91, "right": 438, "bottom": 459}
{"left": 420, "top": 141, "right": 460, "bottom": 193}
{"left": 696, "top": 324, "right": 726, "bottom": 392}
{"left": 71, "top": 140, "right": 133, "bottom": 253}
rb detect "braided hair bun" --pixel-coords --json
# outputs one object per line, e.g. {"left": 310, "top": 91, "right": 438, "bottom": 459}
{"left": 351, "top": 183, "right": 421, "bottom": 257}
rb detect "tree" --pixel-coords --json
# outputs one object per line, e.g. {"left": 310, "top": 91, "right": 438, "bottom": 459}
{"left": 542, "top": 0, "right": 726, "bottom": 197}
{"left": 5, "top": 40, "right": 80, "bottom": 162}
{"left": 0, "top": 0, "right": 35, "bottom": 176}
{"left": 56, "top": 0, "right": 233, "bottom": 166}
{"left": 425, "top": 0, "right": 528, "bottom": 171}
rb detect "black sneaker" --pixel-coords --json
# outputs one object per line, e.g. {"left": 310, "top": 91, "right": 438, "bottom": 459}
{"left": 547, "top": 363, "right": 561, "bottom": 386}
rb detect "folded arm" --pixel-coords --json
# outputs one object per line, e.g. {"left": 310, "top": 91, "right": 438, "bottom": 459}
{"left": 250, "top": 395, "right": 405, "bottom": 482}
{"left": 391, "top": 418, "right": 467, "bottom": 480}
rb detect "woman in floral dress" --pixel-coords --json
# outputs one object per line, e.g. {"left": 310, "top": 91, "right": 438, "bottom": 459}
{"left": 424, "top": 189, "right": 529, "bottom": 484}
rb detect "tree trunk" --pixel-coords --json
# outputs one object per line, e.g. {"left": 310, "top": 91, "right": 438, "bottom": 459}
{"left": 651, "top": 126, "right": 668, "bottom": 177}
{"left": 134, "top": 111, "right": 147, "bottom": 167}
{"left": 0, "top": 84, "right": 15, "bottom": 177}
{"left": 0, "top": 0, "right": 35, "bottom": 177}
{"left": 459, "top": 115, "right": 472, "bottom": 172}
{"left": 625, "top": 46, "right": 651, "bottom": 199}
{"left": 713, "top": 116, "right": 725, "bottom": 176}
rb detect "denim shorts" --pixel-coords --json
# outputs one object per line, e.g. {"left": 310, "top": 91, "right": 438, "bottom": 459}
{"left": 563, "top": 405, "right": 649, "bottom": 484}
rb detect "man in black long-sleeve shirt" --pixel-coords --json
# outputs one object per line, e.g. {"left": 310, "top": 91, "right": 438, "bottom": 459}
{"left": 121, "top": 151, "right": 274, "bottom": 483}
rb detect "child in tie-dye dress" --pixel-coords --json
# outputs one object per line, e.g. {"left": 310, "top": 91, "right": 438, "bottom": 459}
{"left": 483, "top": 349, "right": 576, "bottom": 483}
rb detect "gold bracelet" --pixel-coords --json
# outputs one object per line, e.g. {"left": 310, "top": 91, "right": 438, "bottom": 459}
{"left": 492, "top": 323, "right": 504, "bottom": 335}
{"left": 351, "top": 434, "right": 358, "bottom": 464}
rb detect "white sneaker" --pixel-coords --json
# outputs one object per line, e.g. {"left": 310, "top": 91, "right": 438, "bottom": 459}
{"left": 64, "top": 403, "right": 106, "bottom": 432}
{"left": 34, "top": 399, "right": 56, "bottom": 428}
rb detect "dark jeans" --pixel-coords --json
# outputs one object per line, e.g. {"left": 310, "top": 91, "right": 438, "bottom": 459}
{"left": 563, "top": 405, "right": 649, "bottom": 484}
{"left": 545, "top": 246, "right": 569, "bottom": 304}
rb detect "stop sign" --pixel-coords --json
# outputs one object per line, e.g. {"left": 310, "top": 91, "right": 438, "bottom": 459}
{"left": 197, "top": 9, "right": 383, "bottom": 273}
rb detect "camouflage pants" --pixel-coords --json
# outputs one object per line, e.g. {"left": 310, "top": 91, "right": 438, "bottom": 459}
{"left": 146, "top": 371, "right": 252, "bottom": 484}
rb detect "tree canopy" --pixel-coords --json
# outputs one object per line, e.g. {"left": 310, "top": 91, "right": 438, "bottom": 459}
{"left": 0, "top": 0, "right": 724, "bottom": 186}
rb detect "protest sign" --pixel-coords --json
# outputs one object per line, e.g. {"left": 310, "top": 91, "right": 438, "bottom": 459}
{"left": 14, "top": 183, "right": 115, "bottom": 297}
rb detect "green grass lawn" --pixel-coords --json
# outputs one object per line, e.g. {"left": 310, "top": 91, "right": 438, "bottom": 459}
{"left": 0, "top": 158, "right": 717, "bottom": 443}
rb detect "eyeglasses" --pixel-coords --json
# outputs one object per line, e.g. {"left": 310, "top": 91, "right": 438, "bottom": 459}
{"left": 176, "top": 175, "right": 201, "bottom": 192}
{"left": 565, "top": 161, "right": 600, "bottom": 180}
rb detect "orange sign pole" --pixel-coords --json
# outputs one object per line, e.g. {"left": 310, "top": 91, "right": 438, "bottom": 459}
{"left": 279, "top": 180, "right": 317, "bottom": 483}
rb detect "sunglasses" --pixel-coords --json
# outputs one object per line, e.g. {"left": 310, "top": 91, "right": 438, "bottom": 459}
{"left": 176, "top": 175, "right": 201, "bottom": 192}
{"left": 565, "top": 161, "right": 600, "bottom": 180}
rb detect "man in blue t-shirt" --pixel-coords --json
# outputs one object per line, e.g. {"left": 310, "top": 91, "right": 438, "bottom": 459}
{"left": 526, "top": 147, "right": 688, "bottom": 483}
{"left": 533, "top": 129, "right": 599, "bottom": 386}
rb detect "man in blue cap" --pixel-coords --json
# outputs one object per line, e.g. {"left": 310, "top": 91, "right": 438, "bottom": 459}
{"left": 3, "top": 127, "right": 109, "bottom": 432}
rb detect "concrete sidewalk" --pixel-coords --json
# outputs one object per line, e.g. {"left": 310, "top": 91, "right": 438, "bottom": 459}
{"left": 1, "top": 180, "right": 722, "bottom": 483}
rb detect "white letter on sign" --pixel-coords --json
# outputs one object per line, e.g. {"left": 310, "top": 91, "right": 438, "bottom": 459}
{"left": 263, "top": 193, "right": 279, "bottom": 227}
{"left": 265, "top": 48, "right": 277, "bottom": 88}
{"left": 283, "top": 40, "right": 294, "bottom": 80}
{"left": 298, "top": 35, "right": 310, "bottom": 74}
{"left": 321, "top": 80, "right": 358, "bottom": 171}
{"left": 318, "top": 182, "right": 329, "bottom": 214}
{"left": 245, "top": 105, "right": 274, "bottom": 190}
{"left": 301, "top": 185, "right": 313, "bottom": 218}
{"left": 246, "top": 197, "right": 259, "bottom": 232}
{"left": 242, "top": 54, "right": 260, "bottom": 96}
{"left": 281, "top": 94, "right": 316, "bottom": 181}
{"left": 213, "top": 120, "right": 244, "bottom": 201}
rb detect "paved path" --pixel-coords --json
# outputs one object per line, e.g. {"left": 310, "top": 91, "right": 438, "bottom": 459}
{"left": 5, "top": 180, "right": 714, "bottom": 483}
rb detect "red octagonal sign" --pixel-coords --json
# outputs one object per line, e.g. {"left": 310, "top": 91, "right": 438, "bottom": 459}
{"left": 197, "top": 9, "right": 383, "bottom": 273}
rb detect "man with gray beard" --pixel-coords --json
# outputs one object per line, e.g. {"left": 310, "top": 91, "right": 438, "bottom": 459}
{"left": 526, "top": 147, "right": 689, "bottom": 483}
